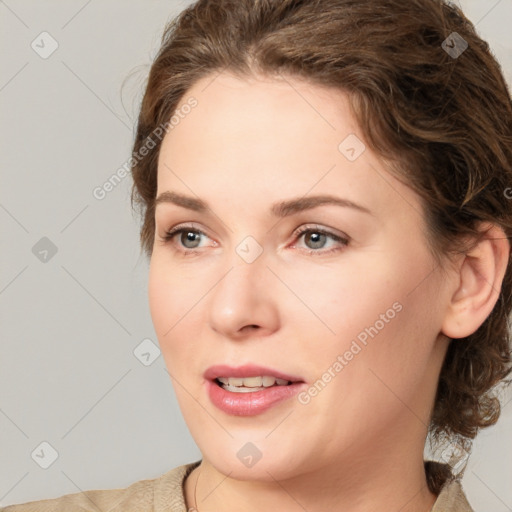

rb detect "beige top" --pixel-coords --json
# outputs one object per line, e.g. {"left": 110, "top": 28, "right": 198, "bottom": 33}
{"left": 1, "top": 460, "right": 474, "bottom": 511}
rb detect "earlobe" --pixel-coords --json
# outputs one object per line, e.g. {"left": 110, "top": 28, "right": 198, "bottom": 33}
{"left": 441, "top": 223, "right": 510, "bottom": 339}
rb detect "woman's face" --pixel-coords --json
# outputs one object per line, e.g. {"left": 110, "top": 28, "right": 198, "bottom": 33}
{"left": 149, "top": 72, "right": 453, "bottom": 481}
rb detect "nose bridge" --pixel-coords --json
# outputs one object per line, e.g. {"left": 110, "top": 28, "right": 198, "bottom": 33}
{"left": 218, "top": 232, "right": 268, "bottom": 292}
{"left": 207, "top": 240, "right": 279, "bottom": 337}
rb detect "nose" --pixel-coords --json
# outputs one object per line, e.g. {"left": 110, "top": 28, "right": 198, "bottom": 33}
{"left": 207, "top": 253, "right": 280, "bottom": 340}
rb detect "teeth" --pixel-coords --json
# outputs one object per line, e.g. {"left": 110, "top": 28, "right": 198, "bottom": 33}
{"left": 262, "top": 376, "right": 275, "bottom": 387}
{"left": 242, "top": 376, "right": 263, "bottom": 387}
{"left": 217, "top": 376, "right": 291, "bottom": 390}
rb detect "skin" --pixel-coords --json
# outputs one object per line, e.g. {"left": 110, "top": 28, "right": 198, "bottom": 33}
{"left": 148, "top": 71, "right": 509, "bottom": 512}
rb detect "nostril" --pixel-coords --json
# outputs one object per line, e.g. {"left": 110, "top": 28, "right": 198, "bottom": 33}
{"left": 242, "top": 325, "right": 259, "bottom": 332}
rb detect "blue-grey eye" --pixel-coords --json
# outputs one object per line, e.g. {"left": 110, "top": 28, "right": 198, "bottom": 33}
{"left": 180, "top": 230, "right": 202, "bottom": 248}
{"left": 304, "top": 231, "right": 327, "bottom": 249}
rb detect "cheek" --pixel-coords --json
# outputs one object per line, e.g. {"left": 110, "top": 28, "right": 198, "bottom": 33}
{"left": 148, "top": 255, "right": 199, "bottom": 334}
{"left": 148, "top": 259, "right": 189, "bottom": 362}
{"left": 311, "top": 283, "right": 440, "bottom": 434}
{"left": 148, "top": 265, "right": 173, "bottom": 336}
{"left": 148, "top": 257, "right": 210, "bottom": 373}
{"left": 280, "top": 253, "right": 402, "bottom": 353}
{"left": 292, "top": 246, "right": 439, "bottom": 385}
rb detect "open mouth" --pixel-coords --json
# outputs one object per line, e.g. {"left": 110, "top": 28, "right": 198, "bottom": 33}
{"left": 214, "top": 376, "right": 293, "bottom": 393}
{"left": 204, "top": 365, "right": 305, "bottom": 415}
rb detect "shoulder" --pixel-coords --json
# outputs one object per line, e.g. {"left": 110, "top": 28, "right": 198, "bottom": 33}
{"left": 432, "top": 478, "right": 475, "bottom": 512}
{"left": 1, "top": 461, "right": 201, "bottom": 512}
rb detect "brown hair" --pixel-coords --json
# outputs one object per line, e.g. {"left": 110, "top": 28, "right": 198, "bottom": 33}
{"left": 130, "top": 0, "right": 512, "bottom": 494}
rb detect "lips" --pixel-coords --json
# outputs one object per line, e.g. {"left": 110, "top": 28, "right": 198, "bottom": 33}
{"left": 204, "top": 364, "right": 306, "bottom": 416}
{"left": 204, "top": 364, "right": 304, "bottom": 383}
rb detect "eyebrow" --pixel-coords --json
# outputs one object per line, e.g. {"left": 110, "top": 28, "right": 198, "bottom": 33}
{"left": 154, "top": 191, "right": 374, "bottom": 217}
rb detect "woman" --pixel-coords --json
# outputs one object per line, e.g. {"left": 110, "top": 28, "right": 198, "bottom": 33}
{"left": 4, "top": 0, "right": 511, "bottom": 510}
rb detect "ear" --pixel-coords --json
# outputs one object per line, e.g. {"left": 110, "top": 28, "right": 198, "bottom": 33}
{"left": 441, "top": 222, "right": 510, "bottom": 339}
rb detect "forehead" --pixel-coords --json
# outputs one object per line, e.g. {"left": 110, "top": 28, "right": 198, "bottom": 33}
{"left": 158, "top": 72, "right": 360, "bottom": 183}
{"left": 155, "top": 71, "right": 424, "bottom": 226}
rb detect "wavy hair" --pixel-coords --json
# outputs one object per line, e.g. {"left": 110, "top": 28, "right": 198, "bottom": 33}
{"left": 130, "top": 0, "right": 512, "bottom": 494}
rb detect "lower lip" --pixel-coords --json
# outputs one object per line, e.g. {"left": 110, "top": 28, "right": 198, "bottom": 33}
{"left": 206, "top": 380, "right": 305, "bottom": 416}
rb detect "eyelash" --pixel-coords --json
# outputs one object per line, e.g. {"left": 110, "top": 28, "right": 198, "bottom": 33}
{"left": 160, "top": 224, "right": 349, "bottom": 257}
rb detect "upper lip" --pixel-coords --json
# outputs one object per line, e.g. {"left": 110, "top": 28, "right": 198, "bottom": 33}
{"left": 204, "top": 364, "right": 304, "bottom": 383}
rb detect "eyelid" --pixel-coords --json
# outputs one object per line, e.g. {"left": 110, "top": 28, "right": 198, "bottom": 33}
{"left": 162, "top": 222, "right": 215, "bottom": 244}
{"left": 289, "top": 224, "right": 349, "bottom": 255}
{"left": 292, "top": 223, "right": 348, "bottom": 241}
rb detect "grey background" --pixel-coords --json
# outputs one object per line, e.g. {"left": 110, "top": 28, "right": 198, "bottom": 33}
{"left": 0, "top": 0, "right": 511, "bottom": 510}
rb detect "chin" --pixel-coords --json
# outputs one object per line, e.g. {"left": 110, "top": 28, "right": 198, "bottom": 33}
{"left": 208, "top": 453, "right": 299, "bottom": 482}
{"left": 196, "top": 433, "right": 313, "bottom": 483}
